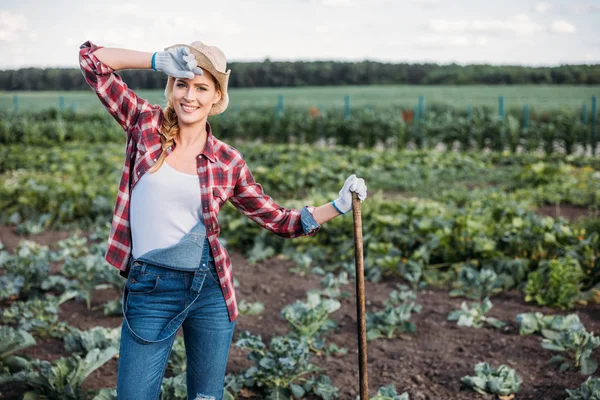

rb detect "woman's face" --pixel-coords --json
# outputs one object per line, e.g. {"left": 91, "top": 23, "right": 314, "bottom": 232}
{"left": 171, "top": 71, "right": 221, "bottom": 126}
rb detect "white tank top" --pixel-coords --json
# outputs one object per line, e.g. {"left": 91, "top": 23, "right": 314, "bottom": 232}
{"left": 130, "top": 160, "right": 202, "bottom": 259}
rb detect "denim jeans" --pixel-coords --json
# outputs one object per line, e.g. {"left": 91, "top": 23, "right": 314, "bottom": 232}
{"left": 116, "top": 240, "right": 236, "bottom": 400}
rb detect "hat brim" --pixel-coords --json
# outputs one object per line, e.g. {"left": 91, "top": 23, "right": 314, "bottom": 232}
{"left": 165, "top": 44, "right": 230, "bottom": 115}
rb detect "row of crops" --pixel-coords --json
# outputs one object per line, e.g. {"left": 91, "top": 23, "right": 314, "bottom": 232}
{"left": 1, "top": 119, "right": 600, "bottom": 398}
{"left": 1, "top": 235, "right": 599, "bottom": 399}
{"left": 0, "top": 107, "right": 598, "bottom": 155}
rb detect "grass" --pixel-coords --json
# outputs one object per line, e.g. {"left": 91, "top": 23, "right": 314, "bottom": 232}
{"left": 1, "top": 84, "right": 599, "bottom": 114}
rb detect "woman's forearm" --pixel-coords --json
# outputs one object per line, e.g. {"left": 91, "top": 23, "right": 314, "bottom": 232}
{"left": 312, "top": 202, "right": 343, "bottom": 225}
{"left": 92, "top": 47, "right": 153, "bottom": 71}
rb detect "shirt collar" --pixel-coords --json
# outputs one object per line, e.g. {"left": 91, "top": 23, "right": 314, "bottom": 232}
{"left": 168, "top": 121, "right": 216, "bottom": 163}
{"left": 202, "top": 122, "right": 216, "bottom": 163}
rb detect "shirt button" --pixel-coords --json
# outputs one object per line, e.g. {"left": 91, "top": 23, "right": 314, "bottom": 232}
{"left": 137, "top": 172, "right": 140, "bottom": 175}
{"left": 202, "top": 185, "right": 205, "bottom": 188}
{"left": 153, "top": 158, "right": 157, "bottom": 161}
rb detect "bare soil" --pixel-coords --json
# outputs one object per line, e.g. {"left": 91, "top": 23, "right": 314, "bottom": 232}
{"left": 0, "top": 224, "right": 599, "bottom": 400}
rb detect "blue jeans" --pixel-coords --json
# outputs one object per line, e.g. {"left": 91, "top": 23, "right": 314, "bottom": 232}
{"left": 116, "top": 245, "right": 236, "bottom": 400}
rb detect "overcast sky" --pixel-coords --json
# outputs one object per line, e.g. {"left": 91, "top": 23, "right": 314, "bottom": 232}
{"left": 1, "top": 0, "right": 599, "bottom": 69}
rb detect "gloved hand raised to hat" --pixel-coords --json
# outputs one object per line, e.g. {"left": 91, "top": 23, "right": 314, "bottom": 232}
{"left": 332, "top": 174, "right": 368, "bottom": 214}
{"left": 152, "top": 46, "right": 204, "bottom": 79}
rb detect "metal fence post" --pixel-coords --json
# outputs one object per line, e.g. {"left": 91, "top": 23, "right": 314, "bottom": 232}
{"left": 592, "top": 96, "right": 598, "bottom": 156}
{"left": 344, "top": 95, "right": 351, "bottom": 120}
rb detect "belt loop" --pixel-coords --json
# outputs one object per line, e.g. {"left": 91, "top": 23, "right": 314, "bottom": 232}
{"left": 139, "top": 262, "right": 147, "bottom": 275}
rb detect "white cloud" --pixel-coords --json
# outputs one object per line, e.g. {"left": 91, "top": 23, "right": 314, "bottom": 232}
{"left": 567, "top": 3, "right": 600, "bottom": 13}
{"left": 534, "top": 2, "right": 551, "bottom": 13}
{"left": 417, "top": 35, "right": 488, "bottom": 48}
{"left": 415, "top": 0, "right": 440, "bottom": 5}
{"left": 303, "top": 0, "right": 354, "bottom": 5}
{"left": 0, "top": 11, "right": 28, "bottom": 42}
{"left": 550, "top": 20, "right": 576, "bottom": 34}
{"left": 584, "top": 52, "right": 600, "bottom": 63}
{"left": 427, "top": 14, "right": 542, "bottom": 36}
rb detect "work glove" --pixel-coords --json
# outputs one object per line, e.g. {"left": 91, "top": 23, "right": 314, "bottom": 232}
{"left": 152, "top": 46, "right": 203, "bottom": 79}
{"left": 332, "top": 174, "right": 367, "bottom": 214}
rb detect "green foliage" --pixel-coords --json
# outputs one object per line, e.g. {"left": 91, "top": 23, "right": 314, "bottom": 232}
{"left": 542, "top": 330, "right": 600, "bottom": 375}
{"left": 516, "top": 312, "right": 585, "bottom": 337}
{"left": 60, "top": 252, "right": 122, "bottom": 309}
{"left": 167, "top": 337, "right": 186, "bottom": 376}
{"left": 91, "top": 388, "right": 117, "bottom": 400}
{"left": 280, "top": 293, "right": 340, "bottom": 353}
{"left": 2, "top": 296, "right": 71, "bottom": 337}
{"left": 368, "top": 384, "right": 410, "bottom": 400}
{"left": 2, "top": 348, "right": 118, "bottom": 400}
{"left": 366, "top": 285, "right": 421, "bottom": 340}
{"left": 238, "top": 299, "right": 265, "bottom": 316}
{"left": 234, "top": 331, "right": 322, "bottom": 399}
{"left": 0, "top": 325, "right": 36, "bottom": 374}
{"left": 525, "top": 256, "right": 585, "bottom": 309}
{"left": 63, "top": 326, "right": 120, "bottom": 354}
{"left": 160, "top": 372, "right": 187, "bottom": 400}
{"left": 566, "top": 377, "right": 600, "bottom": 400}
{"left": 447, "top": 297, "right": 505, "bottom": 329}
{"left": 450, "top": 267, "right": 504, "bottom": 300}
{"left": 461, "top": 362, "right": 522, "bottom": 396}
{"left": 309, "top": 271, "right": 350, "bottom": 300}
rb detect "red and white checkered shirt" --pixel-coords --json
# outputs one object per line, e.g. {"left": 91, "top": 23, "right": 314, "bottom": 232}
{"left": 79, "top": 41, "right": 320, "bottom": 321}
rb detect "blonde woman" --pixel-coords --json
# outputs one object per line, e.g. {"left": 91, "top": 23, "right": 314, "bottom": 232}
{"left": 79, "top": 40, "right": 367, "bottom": 400}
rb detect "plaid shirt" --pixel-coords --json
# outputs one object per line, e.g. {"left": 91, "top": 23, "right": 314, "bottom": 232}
{"left": 79, "top": 41, "right": 320, "bottom": 321}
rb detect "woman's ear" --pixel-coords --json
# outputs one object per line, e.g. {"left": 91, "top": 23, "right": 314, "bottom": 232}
{"left": 213, "top": 90, "right": 222, "bottom": 105}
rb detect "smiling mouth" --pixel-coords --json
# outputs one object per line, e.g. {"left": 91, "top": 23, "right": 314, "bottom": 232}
{"left": 181, "top": 104, "right": 199, "bottom": 112}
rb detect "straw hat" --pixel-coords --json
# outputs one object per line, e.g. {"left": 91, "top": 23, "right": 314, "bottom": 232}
{"left": 165, "top": 41, "right": 230, "bottom": 115}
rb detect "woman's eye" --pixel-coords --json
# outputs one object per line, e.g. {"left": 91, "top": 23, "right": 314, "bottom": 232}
{"left": 176, "top": 83, "right": 186, "bottom": 88}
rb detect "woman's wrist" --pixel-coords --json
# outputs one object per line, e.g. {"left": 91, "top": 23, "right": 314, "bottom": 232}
{"left": 331, "top": 199, "right": 345, "bottom": 215}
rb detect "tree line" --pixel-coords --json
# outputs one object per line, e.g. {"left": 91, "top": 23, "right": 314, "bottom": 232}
{"left": 1, "top": 61, "right": 599, "bottom": 90}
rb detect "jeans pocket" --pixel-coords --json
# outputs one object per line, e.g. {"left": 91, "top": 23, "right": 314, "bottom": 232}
{"left": 127, "top": 269, "right": 160, "bottom": 295}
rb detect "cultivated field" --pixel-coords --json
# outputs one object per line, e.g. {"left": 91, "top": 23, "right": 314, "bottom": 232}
{"left": 1, "top": 84, "right": 599, "bottom": 113}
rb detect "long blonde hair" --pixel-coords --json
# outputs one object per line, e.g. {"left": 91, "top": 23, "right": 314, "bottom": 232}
{"left": 148, "top": 74, "right": 220, "bottom": 174}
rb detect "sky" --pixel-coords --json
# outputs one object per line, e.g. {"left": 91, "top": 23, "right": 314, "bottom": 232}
{"left": 1, "top": 0, "right": 599, "bottom": 69}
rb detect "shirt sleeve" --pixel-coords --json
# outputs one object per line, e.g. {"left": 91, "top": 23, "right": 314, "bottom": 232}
{"left": 78, "top": 40, "right": 152, "bottom": 134}
{"left": 228, "top": 161, "right": 321, "bottom": 239}
{"left": 301, "top": 206, "right": 321, "bottom": 235}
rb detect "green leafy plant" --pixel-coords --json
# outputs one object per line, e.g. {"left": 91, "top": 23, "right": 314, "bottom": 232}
{"left": 91, "top": 388, "right": 117, "bottom": 400}
{"left": 565, "top": 376, "right": 600, "bottom": 399}
{"left": 61, "top": 253, "right": 123, "bottom": 309}
{"left": 0, "top": 325, "right": 36, "bottom": 374}
{"left": 461, "top": 362, "right": 522, "bottom": 396}
{"left": 233, "top": 331, "right": 322, "bottom": 399}
{"left": 311, "top": 271, "right": 350, "bottom": 300}
{"left": 160, "top": 372, "right": 187, "bottom": 400}
{"left": 525, "top": 256, "right": 585, "bottom": 309}
{"left": 167, "top": 336, "right": 186, "bottom": 376}
{"left": 516, "top": 312, "right": 584, "bottom": 337}
{"left": 2, "top": 296, "right": 72, "bottom": 337}
{"left": 367, "top": 384, "right": 409, "bottom": 400}
{"left": 281, "top": 293, "right": 341, "bottom": 353}
{"left": 450, "top": 267, "right": 503, "bottom": 300}
{"left": 238, "top": 299, "right": 265, "bottom": 316}
{"left": 542, "top": 330, "right": 600, "bottom": 375}
{"left": 448, "top": 297, "right": 505, "bottom": 329}
{"left": 366, "top": 285, "right": 421, "bottom": 340}
{"left": 0, "top": 348, "right": 118, "bottom": 400}
{"left": 64, "top": 326, "right": 120, "bottom": 354}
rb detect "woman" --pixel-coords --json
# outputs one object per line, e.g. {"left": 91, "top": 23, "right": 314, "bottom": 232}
{"left": 79, "top": 40, "right": 367, "bottom": 400}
